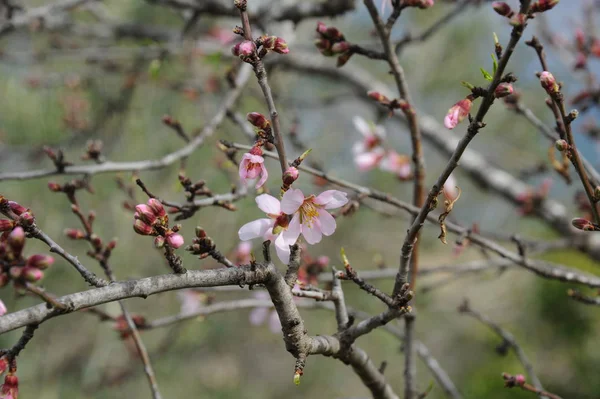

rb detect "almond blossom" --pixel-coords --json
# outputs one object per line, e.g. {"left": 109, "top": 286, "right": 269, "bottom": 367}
{"left": 238, "top": 194, "right": 295, "bottom": 263}
{"left": 352, "top": 116, "right": 386, "bottom": 171}
{"left": 280, "top": 189, "right": 348, "bottom": 245}
{"left": 239, "top": 146, "right": 269, "bottom": 189}
{"left": 380, "top": 150, "right": 412, "bottom": 179}
{"left": 444, "top": 97, "right": 472, "bottom": 129}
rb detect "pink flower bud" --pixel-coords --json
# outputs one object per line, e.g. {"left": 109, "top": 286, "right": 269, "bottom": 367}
{"left": 7, "top": 226, "right": 25, "bottom": 254}
{"left": 540, "top": 71, "right": 559, "bottom": 95}
{"left": 147, "top": 198, "right": 166, "bottom": 217}
{"left": 232, "top": 40, "right": 256, "bottom": 58}
{"left": 133, "top": 219, "right": 153, "bottom": 236}
{"left": 572, "top": 218, "right": 596, "bottom": 231}
{"left": 166, "top": 233, "right": 184, "bottom": 249}
{"left": 26, "top": 254, "right": 54, "bottom": 270}
{"left": 273, "top": 37, "right": 289, "bottom": 54}
{"left": 555, "top": 139, "right": 568, "bottom": 151}
{"left": 8, "top": 201, "right": 27, "bottom": 216}
{"left": 331, "top": 41, "right": 350, "bottom": 54}
{"left": 367, "top": 91, "right": 390, "bottom": 105}
{"left": 0, "top": 220, "right": 14, "bottom": 232}
{"left": 47, "top": 182, "right": 62, "bottom": 192}
{"left": 444, "top": 98, "right": 472, "bottom": 129}
{"left": 247, "top": 112, "right": 270, "bottom": 130}
{"left": 404, "top": 0, "right": 434, "bottom": 8}
{"left": 2, "top": 373, "right": 19, "bottom": 399}
{"left": 18, "top": 212, "right": 35, "bottom": 227}
{"left": 283, "top": 167, "right": 299, "bottom": 186}
{"left": 0, "top": 357, "right": 8, "bottom": 374}
{"left": 135, "top": 204, "right": 157, "bottom": 224}
{"left": 64, "top": 228, "right": 86, "bottom": 239}
{"left": 494, "top": 83, "right": 514, "bottom": 98}
{"left": 262, "top": 35, "right": 276, "bottom": 50}
{"left": 514, "top": 374, "right": 526, "bottom": 386}
{"left": 314, "top": 38, "right": 332, "bottom": 55}
{"left": 154, "top": 235, "right": 165, "bottom": 248}
{"left": 316, "top": 21, "right": 328, "bottom": 35}
{"left": 23, "top": 267, "right": 44, "bottom": 282}
{"left": 531, "top": 0, "right": 559, "bottom": 12}
{"left": 492, "top": 2, "right": 513, "bottom": 17}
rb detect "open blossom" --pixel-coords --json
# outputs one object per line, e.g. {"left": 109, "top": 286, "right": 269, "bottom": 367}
{"left": 352, "top": 116, "right": 386, "bottom": 171}
{"left": 444, "top": 98, "right": 472, "bottom": 129}
{"left": 239, "top": 146, "right": 268, "bottom": 189}
{"left": 238, "top": 194, "right": 295, "bottom": 264}
{"left": 280, "top": 189, "right": 348, "bottom": 245}
{"left": 380, "top": 151, "right": 411, "bottom": 179}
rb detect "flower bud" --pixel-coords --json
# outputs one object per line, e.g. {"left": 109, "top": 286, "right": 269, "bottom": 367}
{"left": 314, "top": 38, "right": 332, "bottom": 55}
{"left": 232, "top": 40, "right": 256, "bottom": 58}
{"left": 444, "top": 98, "right": 472, "bottom": 129}
{"left": 540, "top": 71, "right": 559, "bottom": 95}
{"left": 247, "top": 112, "right": 270, "bottom": 130}
{"left": 107, "top": 239, "right": 117, "bottom": 250}
{"left": 18, "top": 212, "right": 35, "bottom": 227}
{"left": 492, "top": 2, "right": 513, "bottom": 17}
{"left": 147, "top": 198, "right": 166, "bottom": 218}
{"left": 133, "top": 219, "right": 153, "bottom": 236}
{"left": 195, "top": 227, "right": 207, "bottom": 238}
{"left": 531, "top": 0, "right": 559, "bottom": 12}
{"left": 336, "top": 51, "right": 353, "bottom": 67}
{"left": 0, "top": 358, "right": 7, "bottom": 374}
{"left": 283, "top": 167, "right": 299, "bottom": 186}
{"left": 2, "top": 373, "right": 19, "bottom": 399}
{"left": 509, "top": 13, "right": 527, "bottom": 27}
{"left": 316, "top": 21, "right": 328, "bottom": 35}
{"left": 325, "top": 26, "right": 344, "bottom": 40}
{"left": 0, "top": 220, "right": 14, "bottom": 232}
{"left": 331, "top": 41, "right": 350, "bottom": 54}
{"left": 135, "top": 204, "right": 157, "bottom": 224}
{"left": 166, "top": 233, "right": 185, "bottom": 249}
{"left": 64, "top": 228, "right": 86, "bottom": 239}
{"left": 8, "top": 201, "right": 27, "bottom": 216}
{"left": 572, "top": 218, "right": 596, "bottom": 231}
{"left": 26, "top": 254, "right": 54, "bottom": 269}
{"left": 514, "top": 374, "right": 526, "bottom": 386}
{"left": 273, "top": 37, "right": 289, "bottom": 54}
{"left": 7, "top": 226, "right": 25, "bottom": 254}
{"left": 494, "top": 83, "right": 513, "bottom": 98}
{"left": 367, "top": 91, "right": 390, "bottom": 105}
{"left": 555, "top": 139, "right": 568, "bottom": 151}
{"left": 23, "top": 267, "right": 44, "bottom": 282}
{"left": 154, "top": 235, "right": 165, "bottom": 249}
{"left": 9, "top": 267, "right": 22, "bottom": 279}
{"left": 48, "top": 182, "right": 62, "bottom": 192}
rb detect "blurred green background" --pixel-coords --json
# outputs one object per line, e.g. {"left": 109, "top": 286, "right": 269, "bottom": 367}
{"left": 1, "top": 0, "right": 599, "bottom": 398}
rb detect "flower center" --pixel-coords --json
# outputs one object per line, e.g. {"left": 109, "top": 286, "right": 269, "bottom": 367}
{"left": 299, "top": 197, "right": 320, "bottom": 227}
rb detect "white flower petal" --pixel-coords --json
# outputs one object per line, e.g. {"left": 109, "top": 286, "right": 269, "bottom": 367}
{"left": 281, "top": 188, "right": 304, "bottom": 214}
{"left": 315, "top": 190, "right": 348, "bottom": 209}
{"left": 318, "top": 210, "right": 337, "bottom": 236}
{"left": 352, "top": 116, "right": 371, "bottom": 137}
{"left": 302, "top": 219, "right": 323, "bottom": 244}
{"left": 238, "top": 218, "right": 273, "bottom": 241}
{"left": 255, "top": 194, "right": 280, "bottom": 214}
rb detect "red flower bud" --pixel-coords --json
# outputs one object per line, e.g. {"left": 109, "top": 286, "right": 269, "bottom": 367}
{"left": 367, "top": 91, "right": 391, "bottom": 105}
{"left": 283, "top": 167, "right": 299, "bottom": 186}
{"left": 195, "top": 227, "right": 207, "bottom": 238}
{"left": 316, "top": 21, "right": 328, "bottom": 35}
{"left": 314, "top": 39, "right": 333, "bottom": 56}
{"left": 147, "top": 198, "right": 166, "bottom": 218}
{"left": 47, "top": 182, "right": 62, "bottom": 192}
{"left": 494, "top": 83, "right": 514, "bottom": 98}
{"left": 18, "top": 212, "right": 35, "bottom": 227}
{"left": 247, "top": 112, "right": 270, "bottom": 130}
{"left": 8, "top": 201, "right": 27, "bottom": 216}
{"left": 273, "top": 37, "right": 289, "bottom": 54}
{"left": 492, "top": 2, "right": 513, "bottom": 17}
{"left": 133, "top": 219, "right": 153, "bottom": 236}
{"left": 64, "top": 228, "right": 86, "bottom": 239}
{"left": 531, "top": 0, "right": 559, "bottom": 12}
{"left": 262, "top": 35, "right": 276, "bottom": 50}
{"left": 26, "top": 254, "right": 54, "bottom": 270}
{"left": 135, "top": 204, "right": 157, "bottom": 224}
{"left": 572, "top": 218, "right": 596, "bottom": 231}
{"left": 540, "top": 71, "right": 559, "bottom": 95}
{"left": 0, "top": 358, "right": 7, "bottom": 375}
{"left": 0, "top": 220, "right": 14, "bottom": 232}
{"left": 1, "top": 373, "right": 18, "bottom": 399}
{"left": 325, "top": 26, "right": 344, "bottom": 41}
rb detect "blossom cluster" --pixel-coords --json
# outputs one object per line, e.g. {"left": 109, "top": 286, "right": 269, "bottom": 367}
{"left": 132, "top": 198, "right": 184, "bottom": 249}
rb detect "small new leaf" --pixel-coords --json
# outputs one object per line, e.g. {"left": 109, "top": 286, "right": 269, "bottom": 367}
{"left": 491, "top": 54, "right": 498, "bottom": 75}
{"left": 461, "top": 81, "right": 475, "bottom": 90}
{"left": 480, "top": 67, "right": 493, "bottom": 82}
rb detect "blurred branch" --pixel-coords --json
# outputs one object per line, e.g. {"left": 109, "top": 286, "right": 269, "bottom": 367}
{"left": 567, "top": 289, "right": 600, "bottom": 306}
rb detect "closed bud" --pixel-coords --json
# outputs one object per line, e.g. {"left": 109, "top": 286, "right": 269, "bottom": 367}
{"left": 166, "top": 232, "right": 184, "bottom": 249}
{"left": 195, "top": 226, "right": 207, "bottom": 238}
{"left": 154, "top": 235, "right": 165, "bottom": 249}
{"left": 19, "top": 212, "right": 35, "bottom": 227}
{"left": 325, "top": 26, "right": 343, "bottom": 40}
{"left": 91, "top": 234, "right": 102, "bottom": 248}
{"left": 107, "top": 239, "right": 117, "bottom": 250}
{"left": 9, "top": 267, "right": 22, "bottom": 279}
{"left": 540, "top": 71, "right": 559, "bottom": 95}
{"left": 367, "top": 91, "right": 390, "bottom": 105}
{"left": 7, "top": 226, "right": 25, "bottom": 253}
{"left": 314, "top": 38, "right": 332, "bottom": 54}
{"left": 23, "top": 267, "right": 44, "bottom": 282}
{"left": 509, "top": 13, "right": 527, "bottom": 27}
{"left": 0, "top": 358, "right": 7, "bottom": 375}
{"left": 147, "top": 198, "right": 166, "bottom": 217}
{"left": 555, "top": 139, "right": 568, "bottom": 151}
{"left": 135, "top": 204, "right": 157, "bottom": 224}
{"left": 133, "top": 219, "right": 153, "bottom": 236}
{"left": 273, "top": 37, "right": 289, "bottom": 54}
{"left": 47, "top": 182, "right": 62, "bottom": 192}
{"left": 232, "top": 40, "right": 256, "bottom": 58}
{"left": 316, "top": 21, "right": 328, "bottom": 35}
{"left": 572, "top": 218, "right": 596, "bottom": 231}
{"left": 0, "top": 220, "right": 14, "bottom": 232}
{"left": 283, "top": 167, "right": 299, "bottom": 186}
{"left": 331, "top": 41, "right": 350, "bottom": 54}
{"left": 8, "top": 201, "right": 27, "bottom": 216}
{"left": 492, "top": 2, "right": 513, "bottom": 17}
{"left": 515, "top": 374, "right": 526, "bottom": 386}
{"left": 247, "top": 112, "right": 270, "bottom": 130}
{"left": 262, "top": 35, "right": 276, "bottom": 50}
{"left": 336, "top": 51, "right": 353, "bottom": 67}
{"left": 531, "top": 0, "right": 559, "bottom": 12}
{"left": 26, "top": 254, "right": 54, "bottom": 269}
{"left": 64, "top": 228, "right": 86, "bottom": 239}
{"left": 494, "top": 83, "right": 513, "bottom": 98}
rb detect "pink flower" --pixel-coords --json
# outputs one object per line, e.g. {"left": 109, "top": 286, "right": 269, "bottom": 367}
{"left": 238, "top": 194, "right": 295, "bottom": 264}
{"left": 0, "top": 300, "right": 6, "bottom": 316}
{"left": 249, "top": 291, "right": 281, "bottom": 334}
{"left": 443, "top": 173, "right": 459, "bottom": 201}
{"left": 444, "top": 98, "right": 472, "bottom": 129}
{"left": 165, "top": 233, "right": 184, "bottom": 249}
{"left": 539, "top": 71, "right": 559, "bottom": 95}
{"left": 232, "top": 40, "right": 256, "bottom": 58}
{"left": 280, "top": 189, "right": 348, "bottom": 245}
{"left": 355, "top": 148, "right": 386, "bottom": 171}
{"left": 239, "top": 146, "right": 269, "bottom": 189}
{"left": 352, "top": 116, "right": 386, "bottom": 171}
{"left": 234, "top": 241, "right": 252, "bottom": 265}
{"left": 380, "top": 151, "right": 411, "bottom": 179}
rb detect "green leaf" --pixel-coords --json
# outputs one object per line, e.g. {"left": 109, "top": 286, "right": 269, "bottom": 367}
{"left": 480, "top": 67, "right": 493, "bottom": 82}
{"left": 461, "top": 81, "right": 475, "bottom": 90}
{"left": 491, "top": 54, "right": 498, "bottom": 76}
